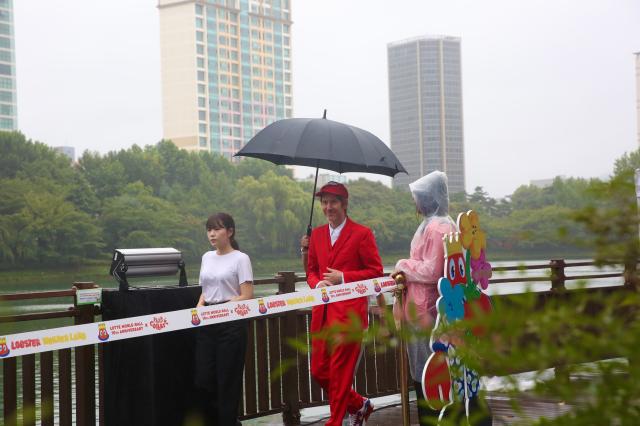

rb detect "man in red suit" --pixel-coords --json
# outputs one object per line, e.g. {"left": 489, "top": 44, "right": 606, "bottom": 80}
{"left": 303, "top": 181, "right": 383, "bottom": 426}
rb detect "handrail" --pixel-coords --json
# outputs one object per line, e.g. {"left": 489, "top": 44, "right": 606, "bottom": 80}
{"left": 0, "top": 309, "right": 77, "bottom": 323}
{"left": 0, "top": 289, "right": 76, "bottom": 301}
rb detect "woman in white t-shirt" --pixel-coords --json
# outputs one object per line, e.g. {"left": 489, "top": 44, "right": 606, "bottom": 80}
{"left": 194, "top": 212, "right": 253, "bottom": 426}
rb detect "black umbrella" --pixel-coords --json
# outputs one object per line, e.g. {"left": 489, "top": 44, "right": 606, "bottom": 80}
{"left": 235, "top": 111, "right": 407, "bottom": 235}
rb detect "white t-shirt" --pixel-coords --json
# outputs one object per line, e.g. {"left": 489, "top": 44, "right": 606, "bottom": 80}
{"left": 199, "top": 250, "right": 253, "bottom": 304}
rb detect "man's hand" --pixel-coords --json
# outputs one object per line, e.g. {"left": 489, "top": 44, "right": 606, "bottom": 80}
{"left": 323, "top": 267, "right": 343, "bottom": 285}
{"left": 300, "top": 235, "right": 309, "bottom": 250}
{"left": 316, "top": 280, "right": 332, "bottom": 288}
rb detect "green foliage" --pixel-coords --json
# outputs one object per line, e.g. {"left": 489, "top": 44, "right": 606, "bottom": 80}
{"left": 2, "top": 131, "right": 629, "bottom": 269}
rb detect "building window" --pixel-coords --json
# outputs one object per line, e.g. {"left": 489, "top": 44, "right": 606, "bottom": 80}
{"left": 197, "top": 44, "right": 204, "bottom": 55}
{"left": 195, "top": 4, "right": 203, "bottom": 15}
{"left": 0, "top": 64, "right": 11, "bottom": 76}
{"left": 0, "top": 37, "right": 10, "bottom": 49}
{"left": 198, "top": 97, "right": 206, "bottom": 108}
{"left": 197, "top": 71, "right": 205, "bottom": 81}
{"left": 197, "top": 57, "right": 205, "bottom": 68}
{"left": 0, "top": 90, "right": 11, "bottom": 102}
{"left": 198, "top": 84, "right": 206, "bottom": 94}
{"left": 0, "top": 77, "right": 11, "bottom": 89}
{"left": 199, "top": 137, "right": 208, "bottom": 147}
{"left": 199, "top": 123, "right": 207, "bottom": 134}
{"left": 199, "top": 110, "right": 207, "bottom": 120}
{"left": 0, "top": 117, "right": 13, "bottom": 129}
{"left": 196, "top": 17, "right": 204, "bottom": 29}
{"left": 0, "top": 103, "right": 12, "bottom": 115}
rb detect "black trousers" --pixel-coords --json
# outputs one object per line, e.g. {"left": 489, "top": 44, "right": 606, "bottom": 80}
{"left": 413, "top": 381, "right": 492, "bottom": 426}
{"left": 194, "top": 320, "right": 248, "bottom": 426}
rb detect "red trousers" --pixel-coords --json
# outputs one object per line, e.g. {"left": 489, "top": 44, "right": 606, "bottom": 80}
{"left": 310, "top": 335, "right": 365, "bottom": 426}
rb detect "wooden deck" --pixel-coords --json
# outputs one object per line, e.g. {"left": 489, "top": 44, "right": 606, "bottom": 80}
{"left": 244, "top": 390, "right": 575, "bottom": 425}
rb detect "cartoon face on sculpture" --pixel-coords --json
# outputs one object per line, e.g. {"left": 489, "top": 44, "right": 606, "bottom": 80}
{"left": 443, "top": 233, "right": 466, "bottom": 288}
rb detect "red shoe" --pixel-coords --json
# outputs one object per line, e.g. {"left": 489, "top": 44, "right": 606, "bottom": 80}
{"left": 349, "top": 398, "right": 374, "bottom": 426}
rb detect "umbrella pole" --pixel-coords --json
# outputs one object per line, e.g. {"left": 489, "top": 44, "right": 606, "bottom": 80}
{"left": 307, "top": 166, "right": 319, "bottom": 237}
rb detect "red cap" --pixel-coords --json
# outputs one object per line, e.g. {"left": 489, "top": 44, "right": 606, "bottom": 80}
{"left": 315, "top": 181, "right": 348, "bottom": 199}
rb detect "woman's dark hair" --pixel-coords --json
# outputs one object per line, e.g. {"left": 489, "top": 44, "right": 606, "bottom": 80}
{"left": 206, "top": 212, "right": 239, "bottom": 250}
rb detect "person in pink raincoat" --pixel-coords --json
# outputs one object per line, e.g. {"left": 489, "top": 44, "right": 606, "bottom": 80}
{"left": 392, "top": 171, "right": 456, "bottom": 425}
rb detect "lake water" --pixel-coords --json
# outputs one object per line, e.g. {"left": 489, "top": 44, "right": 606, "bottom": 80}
{"left": 1, "top": 259, "right": 624, "bottom": 321}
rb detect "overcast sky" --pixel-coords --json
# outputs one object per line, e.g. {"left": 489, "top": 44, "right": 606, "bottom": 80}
{"left": 13, "top": 0, "right": 640, "bottom": 197}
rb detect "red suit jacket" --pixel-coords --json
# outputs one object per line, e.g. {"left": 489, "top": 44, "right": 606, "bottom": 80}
{"left": 307, "top": 217, "right": 383, "bottom": 332}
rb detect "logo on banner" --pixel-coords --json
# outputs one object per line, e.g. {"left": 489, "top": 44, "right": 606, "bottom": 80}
{"left": 267, "top": 299, "right": 286, "bottom": 309}
{"left": 234, "top": 303, "right": 250, "bottom": 317}
{"left": 97, "top": 324, "right": 110, "bottom": 341}
{"left": 0, "top": 337, "right": 10, "bottom": 357}
{"left": 354, "top": 283, "right": 368, "bottom": 295}
{"left": 258, "top": 299, "right": 267, "bottom": 314}
{"left": 191, "top": 309, "right": 201, "bottom": 326}
{"left": 10, "top": 338, "right": 41, "bottom": 350}
{"left": 381, "top": 279, "right": 396, "bottom": 289}
{"left": 373, "top": 280, "right": 382, "bottom": 293}
{"left": 149, "top": 316, "right": 168, "bottom": 331}
{"left": 321, "top": 287, "right": 330, "bottom": 303}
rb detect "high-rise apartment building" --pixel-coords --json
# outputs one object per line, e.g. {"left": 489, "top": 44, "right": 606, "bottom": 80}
{"left": 387, "top": 35, "right": 465, "bottom": 194}
{"left": 0, "top": 0, "right": 17, "bottom": 131}
{"left": 158, "top": 0, "right": 293, "bottom": 159}
{"left": 635, "top": 52, "right": 640, "bottom": 146}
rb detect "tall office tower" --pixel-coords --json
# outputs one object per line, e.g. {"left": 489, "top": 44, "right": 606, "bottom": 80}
{"left": 635, "top": 52, "right": 640, "bottom": 146}
{"left": 158, "top": 0, "right": 293, "bottom": 159}
{"left": 387, "top": 35, "right": 465, "bottom": 194}
{"left": 0, "top": 0, "right": 17, "bottom": 131}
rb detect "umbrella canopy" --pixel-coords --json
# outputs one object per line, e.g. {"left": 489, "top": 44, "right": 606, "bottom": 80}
{"left": 234, "top": 113, "right": 407, "bottom": 236}
{"left": 235, "top": 116, "right": 407, "bottom": 177}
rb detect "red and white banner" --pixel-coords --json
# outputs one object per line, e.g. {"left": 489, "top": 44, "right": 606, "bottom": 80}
{"left": 0, "top": 276, "right": 397, "bottom": 359}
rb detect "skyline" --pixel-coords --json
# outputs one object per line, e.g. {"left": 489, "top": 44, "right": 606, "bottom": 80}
{"left": 12, "top": 0, "right": 640, "bottom": 197}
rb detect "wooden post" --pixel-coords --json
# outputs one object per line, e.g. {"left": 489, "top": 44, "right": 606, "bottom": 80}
{"left": 624, "top": 258, "right": 638, "bottom": 289}
{"left": 73, "top": 282, "right": 98, "bottom": 426}
{"left": 278, "top": 272, "right": 301, "bottom": 425}
{"left": 550, "top": 259, "right": 566, "bottom": 293}
{"left": 393, "top": 273, "right": 410, "bottom": 426}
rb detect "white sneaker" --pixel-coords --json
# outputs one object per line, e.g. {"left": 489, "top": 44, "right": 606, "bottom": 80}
{"left": 348, "top": 398, "right": 374, "bottom": 426}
